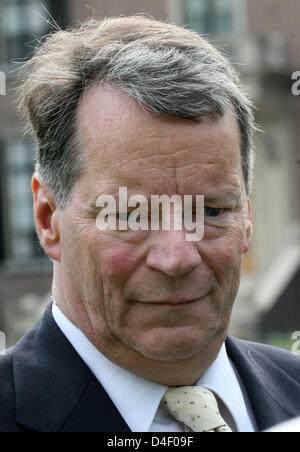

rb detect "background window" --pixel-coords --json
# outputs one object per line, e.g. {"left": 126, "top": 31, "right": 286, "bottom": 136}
{"left": 184, "top": 0, "right": 236, "bottom": 36}
{"left": 4, "top": 138, "right": 42, "bottom": 261}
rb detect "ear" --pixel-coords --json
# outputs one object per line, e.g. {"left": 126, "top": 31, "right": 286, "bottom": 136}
{"left": 243, "top": 198, "right": 253, "bottom": 254}
{"left": 32, "top": 174, "right": 61, "bottom": 262}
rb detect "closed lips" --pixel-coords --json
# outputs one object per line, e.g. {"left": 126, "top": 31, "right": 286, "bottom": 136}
{"left": 140, "top": 297, "right": 205, "bottom": 305}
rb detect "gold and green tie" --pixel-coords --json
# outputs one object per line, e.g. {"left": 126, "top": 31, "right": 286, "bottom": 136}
{"left": 162, "top": 386, "right": 232, "bottom": 432}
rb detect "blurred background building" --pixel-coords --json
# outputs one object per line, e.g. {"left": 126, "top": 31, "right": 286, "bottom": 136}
{"left": 0, "top": 0, "right": 299, "bottom": 349}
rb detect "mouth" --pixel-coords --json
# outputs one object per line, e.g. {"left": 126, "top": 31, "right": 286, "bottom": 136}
{"left": 139, "top": 296, "right": 206, "bottom": 306}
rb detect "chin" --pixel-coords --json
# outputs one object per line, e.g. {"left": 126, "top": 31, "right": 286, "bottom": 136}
{"left": 128, "top": 327, "right": 215, "bottom": 362}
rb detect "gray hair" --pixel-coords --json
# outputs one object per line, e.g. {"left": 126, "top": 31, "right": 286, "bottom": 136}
{"left": 18, "top": 15, "right": 257, "bottom": 208}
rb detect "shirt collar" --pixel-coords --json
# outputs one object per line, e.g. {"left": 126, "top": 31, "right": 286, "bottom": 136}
{"left": 196, "top": 343, "right": 255, "bottom": 432}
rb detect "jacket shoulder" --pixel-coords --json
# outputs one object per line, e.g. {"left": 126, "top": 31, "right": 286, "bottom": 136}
{"left": 228, "top": 335, "right": 300, "bottom": 381}
{"left": 0, "top": 349, "right": 21, "bottom": 431}
{"left": 227, "top": 336, "right": 300, "bottom": 430}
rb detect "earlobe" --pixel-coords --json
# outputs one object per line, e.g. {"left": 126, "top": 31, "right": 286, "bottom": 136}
{"left": 32, "top": 174, "right": 61, "bottom": 262}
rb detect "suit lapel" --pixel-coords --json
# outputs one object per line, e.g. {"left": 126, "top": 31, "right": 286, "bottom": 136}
{"left": 61, "top": 377, "right": 131, "bottom": 432}
{"left": 13, "top": 303, "right": 131, "bottom": 432}
{"left": 226, "top": 335, "right": 300, "bottom": 431}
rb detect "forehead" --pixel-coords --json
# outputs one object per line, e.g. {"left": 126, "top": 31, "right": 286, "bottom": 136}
{"left": 77, "top": 85, "right": 243, "bottom": 199}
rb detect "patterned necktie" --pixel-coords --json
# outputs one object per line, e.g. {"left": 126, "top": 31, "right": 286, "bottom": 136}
{"left": 162, "top": 386, "right": 232, "bottom": 432}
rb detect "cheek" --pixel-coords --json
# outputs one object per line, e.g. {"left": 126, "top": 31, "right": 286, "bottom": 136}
{"left": 102, "top": 244, "right": 139, "bottom": 286}
{"left": 202, "top": 228, "right": 245, "bottom": 281}
{"left": 222, "top": 232, "right": 245, "bottom": 261}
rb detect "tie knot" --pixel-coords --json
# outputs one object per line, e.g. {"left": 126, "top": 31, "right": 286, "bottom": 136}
{"left": 162, "top": 386, "right": 231, "bottom": 432}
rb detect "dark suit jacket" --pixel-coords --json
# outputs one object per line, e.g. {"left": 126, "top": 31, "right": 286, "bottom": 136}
{"left": 0, "top": 303, "right": 300, "bottom": 432}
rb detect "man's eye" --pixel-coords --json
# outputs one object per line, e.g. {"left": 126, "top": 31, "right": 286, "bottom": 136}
{"left": 204, "top": 207, "right": 224, "bottom": 217}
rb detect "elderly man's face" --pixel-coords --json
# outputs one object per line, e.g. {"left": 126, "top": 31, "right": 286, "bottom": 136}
{"left": 55, "top": 86, "right": 251, "bottom": 374}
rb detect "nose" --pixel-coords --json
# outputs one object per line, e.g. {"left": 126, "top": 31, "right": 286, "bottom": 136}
{"left": 146, "top": 229, "right": 201, "bottom": 278}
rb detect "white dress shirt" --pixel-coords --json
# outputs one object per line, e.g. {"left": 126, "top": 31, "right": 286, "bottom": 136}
{"left": 52, "top": 303, "right": 257, "bottom": 432}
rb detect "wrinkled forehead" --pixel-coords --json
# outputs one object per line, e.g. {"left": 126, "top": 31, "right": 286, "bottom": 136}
{"left": 77, "top": 85, "right": 244, "bottom": 199}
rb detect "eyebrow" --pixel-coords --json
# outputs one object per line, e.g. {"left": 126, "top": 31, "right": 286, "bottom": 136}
{"left": 204, "top": 191, "right": 243, "bottom": 207}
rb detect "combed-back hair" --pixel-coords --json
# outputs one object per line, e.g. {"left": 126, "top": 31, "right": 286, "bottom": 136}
{"left": 18, "top": 15, "right": 257, "bottom": 207}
